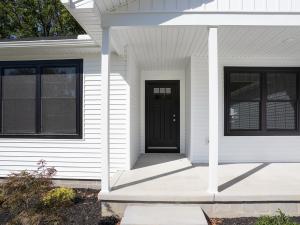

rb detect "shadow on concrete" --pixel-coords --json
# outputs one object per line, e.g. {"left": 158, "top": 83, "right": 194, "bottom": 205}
{"left": 111, "top": 165, "right": 194, "bottom": 191}
{"left": 218, "top": 163, "right": 270, "bottom": 192}
{"left": 133, "top": 154, "right": 187, "bottom": 169}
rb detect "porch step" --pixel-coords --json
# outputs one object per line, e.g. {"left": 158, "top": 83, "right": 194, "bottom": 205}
{"left": 120, "top": 204, "right": 208, "bottom": 225}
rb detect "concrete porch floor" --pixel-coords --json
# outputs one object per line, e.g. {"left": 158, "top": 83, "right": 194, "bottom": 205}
{"left": 100, "top": 154, "right": 300, "bottom": 202}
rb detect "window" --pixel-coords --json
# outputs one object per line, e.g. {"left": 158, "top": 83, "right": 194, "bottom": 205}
{"left": 225, "top": 67, "right": 300, "bottom": 136}
{"left": 0, "top": 60, "right": 82, "bottom": 138}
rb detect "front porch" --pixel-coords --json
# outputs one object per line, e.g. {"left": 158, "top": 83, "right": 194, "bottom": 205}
{"left": 100, "top": 154, "right": 300, "bottom": 203}
{"left": 100, "top": 25, "right": 300, "bottom": 201}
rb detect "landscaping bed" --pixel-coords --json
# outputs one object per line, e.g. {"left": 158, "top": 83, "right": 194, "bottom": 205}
{"left": 210, "top": 216, "right": 300, "bottom": 225}
{"left": 0, "top": 160, "right": 120, "bottom": 225}
{"left": 0, "top": 187, "right": 119, "bottom": 225}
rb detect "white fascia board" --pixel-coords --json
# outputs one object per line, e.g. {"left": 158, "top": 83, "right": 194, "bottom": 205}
{"left": 60, "top": 0, "right": 102, "bottom": 45}
{"left": 0, "top": 38, "right": 99, "bottom": 49}
{"left": 102, "top": 12, "right": 300, "bottom": 27}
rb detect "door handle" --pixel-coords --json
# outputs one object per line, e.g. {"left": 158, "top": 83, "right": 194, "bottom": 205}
{"left": 173, "top": 118, "right": 176, "bottom": 122}
{"left": 173, "top": 114, "right": 176, "bottom": 118}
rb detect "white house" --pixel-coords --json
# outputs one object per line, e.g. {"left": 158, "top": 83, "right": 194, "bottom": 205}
{"left": 2, "top": 0, "right": 300, "bottom": 217}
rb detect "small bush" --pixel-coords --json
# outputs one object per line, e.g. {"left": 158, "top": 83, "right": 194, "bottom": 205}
{"left": 255, "top": 210, "right": 298, "bottom": 225}
{"left": 1, "top": 160, "right": 59, "bottom": 225}
{"left": 43, "top": 187, "right": 76, "bottom": 208}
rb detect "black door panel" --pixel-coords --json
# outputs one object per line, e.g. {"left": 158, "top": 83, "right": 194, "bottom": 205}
{"left": 145, "top": 81, "right": 180, "bottom": 153}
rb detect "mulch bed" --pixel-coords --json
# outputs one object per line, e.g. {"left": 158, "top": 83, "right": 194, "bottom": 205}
{"left": 210, "top": 217, "right": 300, "bottom": 225}
{"left": 0, "top": 188, "right": 120, "bottom": 225}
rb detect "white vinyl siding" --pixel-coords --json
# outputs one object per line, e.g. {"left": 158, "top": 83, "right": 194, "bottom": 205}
{"left": 0, "top": 54, "right": 102, "bottom": 180}
{"left": 190, "top": 55, "right": 300, "bottom": 163}
{"left": 185, "top": 58, "right": 191, "bottom": 159}
{"left": 116, "top": 0, "right": 300, "bottom": 12}
{"left": 0, "top": 51, "right": 129, "bottom": 180}
{"left": 109, "top": 53, "right": 128, "bottom": 174}
{"left": 127, "top": 48, "right": 141, "bottom": 168}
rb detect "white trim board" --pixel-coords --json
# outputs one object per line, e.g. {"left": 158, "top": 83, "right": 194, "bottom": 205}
{"left": 140, "top": 70, "right": 186, "bottom": 154}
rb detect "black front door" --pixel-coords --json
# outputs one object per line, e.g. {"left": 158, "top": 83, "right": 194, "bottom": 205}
{"left": 145, "top": 80, "right": 180, "bottom": 153}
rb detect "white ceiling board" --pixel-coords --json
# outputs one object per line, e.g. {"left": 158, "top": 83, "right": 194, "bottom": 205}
{"left": 112, "top": 26, "right": 300, "bottom": 70}
{"left": 112, "top": 26, "right": 208, "bottom": 70}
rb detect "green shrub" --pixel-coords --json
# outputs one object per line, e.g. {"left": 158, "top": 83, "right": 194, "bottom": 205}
{"left": 1, "top": 160, "right": 59, "bottom": 225}
{"left": 43, "top": 187, "right": 76, "bottom": 208}
{"left": 255, "top": 210, "right": 298, "bottom": 225}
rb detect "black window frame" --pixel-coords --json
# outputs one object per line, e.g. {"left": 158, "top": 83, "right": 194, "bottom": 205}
{"left": 0, "top": 59, "right": 83, "bottom": 139}
{"left": 225, "top": 67, "right": 300, "bottom": 136}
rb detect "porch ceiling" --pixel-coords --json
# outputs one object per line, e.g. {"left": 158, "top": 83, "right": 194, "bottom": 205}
{"left": 111, "top": 26, "right": 300, "bottom": 70}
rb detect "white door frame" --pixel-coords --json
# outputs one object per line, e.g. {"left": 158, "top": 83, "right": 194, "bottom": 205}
{"left": 140, "top": 70, "right": 186, "bottom": 154}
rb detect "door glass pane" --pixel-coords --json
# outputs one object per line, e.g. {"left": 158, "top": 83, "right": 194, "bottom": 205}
{"left": 2, "top": 68, "right": 36, "bottom": 134}
{"left": 159, "top": 88, "right": 165, "bottom": 94}
{"left": 230, "top": 73, "right": 260, "bottom": 100}
{"left": 166, "top": 88, "right": 171, "bottom": 94}
{"left": 153, "top": 88, "right": 159, "bottom": 94}
{"left": 41, "top": 67, "right": 77, "bottom": 134}
{"left": 267, "top": 102, "right": 296, "bottom": 129}
{"left": 230, "top": 102, "right": 260, "bottom": 130}
{"left": 267, "top": 73, "right": 296, "bottom": 100}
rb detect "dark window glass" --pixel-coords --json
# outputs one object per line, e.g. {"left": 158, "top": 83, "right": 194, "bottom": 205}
{"left": 41, "top": 67, "right": 77, "bottom": 134}
{"left": 266, "top": 73, "right": 297, "bottom": 130}
{"left": 229, "top": 73, "right": 261, "bottom": 130}
{"left": 267, "top": 73, "right": 296, "bottom": 100}
{"left": 2, "top": 68, "right": 36, "bottom": 134}
{"left": 226, "top": 68, "right": 300, "bottom": 135}
{"left": 230, "top": 73, "right": 260, "bottom": 100}
{"left": 267, "top": 102, "right": 295, "bottom": 129}
{"left": 0, "top": 60, "right": 82, "bottom": 138}
{"left": 230, "top": 102, "right": 260, "bottom": 130}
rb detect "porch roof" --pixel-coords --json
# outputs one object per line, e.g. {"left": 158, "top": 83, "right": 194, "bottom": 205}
{"left": 60, "top": 0, "right": 300, "bottom": 48}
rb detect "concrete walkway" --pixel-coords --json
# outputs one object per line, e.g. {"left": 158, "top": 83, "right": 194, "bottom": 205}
{"left": 120, "top": 204, "right": 208, "bottom": 225}
{"left": 100, "top": 154, "right": 300, "bottom": 202}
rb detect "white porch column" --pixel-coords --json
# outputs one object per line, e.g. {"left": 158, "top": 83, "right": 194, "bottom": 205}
{"left": 208, "top": 27, "right": 219, "bottom": 194}
{"left": 101, "top": 27, "right": 111, "bottom": 193}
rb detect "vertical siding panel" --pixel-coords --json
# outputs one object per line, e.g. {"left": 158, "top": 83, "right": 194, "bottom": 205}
{"left": 254, "top": 0, "right": 266, "bottom": 10}
{"left": 279, "top": 0, "right": 292, "bottom": 11}
{"left": 190, "top": 0, "right": 205, "bottom": 11}
{"left": 140, "top": 0, "right": 152, "bottom": 10}
{"left": 267, "top": 0, "right": 279, "bottom": 11}
{"left": 127, "top": 0, "right": 140, "bottom": 11}
{"left": 177, "top": 0, "right": 190, "bottom": 11}
{"left": 205, "top": 0, "right": 219, "bottom": 11}
{"left": 165, "top": 0, "right": 177, "bottom": 10}
{"left": 153, "top": 0, "right": 165, "bottom": 10}
{"left": 242, "top": 0, "right": 255, "bottom": 11}
{"left": 229, "top": 0, "right": 243, "bottom": 11}
{"left": 218, "top": 0, "right": 230, "bottom": 11}
{"left": 294, "top": 0, "right": 300, "bottom": 11}
{"left": 120, "top": 0, "right": 300, "bottom": 11}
